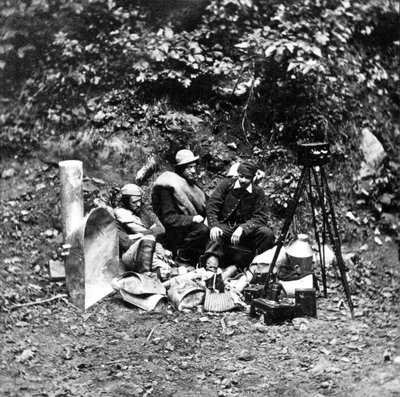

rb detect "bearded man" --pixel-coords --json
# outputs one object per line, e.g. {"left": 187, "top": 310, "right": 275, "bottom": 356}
{"left": 151, "top": 149, "right": 209, "bottom": 269}
{"left": 204, "top": 160, "right": 275, "bottom": 271}
{"left": 114, "top": 183, "right": 171, "bottom": 276}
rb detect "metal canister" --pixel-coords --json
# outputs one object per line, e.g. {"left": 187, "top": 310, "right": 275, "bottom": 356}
{"left": 286, "top": 234, "right": 314, "bottom": 273}
{"left": 267, "top": 282, "right": 283, "bottom": 302}
{"left": 221, "top": 265, "right": 238, "bottom": 282}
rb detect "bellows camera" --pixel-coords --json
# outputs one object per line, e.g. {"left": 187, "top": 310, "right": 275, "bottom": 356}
{"left": 296, "top": 142, "right": 330, "bottom": 166}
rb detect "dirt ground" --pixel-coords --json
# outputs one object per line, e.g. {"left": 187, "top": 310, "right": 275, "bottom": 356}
{"left": 1, "top": 156, "right": 400, "bottom": 397}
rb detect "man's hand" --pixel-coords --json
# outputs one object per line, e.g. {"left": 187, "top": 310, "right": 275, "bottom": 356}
{"left": 231, "top": 226, "right": 243, "bottom": 245}
{"left": 193, "top": 215, "right": 204, "bottom": 223}
{"left": 210, "top": 227, "right": 223, "bottom": 242}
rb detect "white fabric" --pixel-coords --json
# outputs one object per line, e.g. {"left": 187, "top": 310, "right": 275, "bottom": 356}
{"left": 252, "top": 245, "right": 288, "bottom": 268}
{"left": 227, "top": 163, "right": 240, "bottom": 177}
{"left": 114, "top": 208, "right": 145, "bottom": 226}
{"left": 114, "top": 208, "right": 148, "bottom": 234}
{"left": 279, "top": 274, "right": 315, "bottom": 297}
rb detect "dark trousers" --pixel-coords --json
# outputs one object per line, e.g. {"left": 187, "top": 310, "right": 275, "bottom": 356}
{"left": 205, "top": 223, "right": 275, "bottom": 261}
{"left": 164, "top": 223, "right": 209, "bottom": 262}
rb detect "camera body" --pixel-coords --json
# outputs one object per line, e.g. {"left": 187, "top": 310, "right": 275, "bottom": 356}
{"left": 297, "top": 142, "right": 330, "bottom": 166}
{"left": 243, "top": 284, "right": 265, "bottom": 303}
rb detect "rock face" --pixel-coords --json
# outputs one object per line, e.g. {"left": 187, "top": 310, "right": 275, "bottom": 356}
{"left": 37, "top": 110, "right": 217, "bottom": 186}
{"left": 359, "top": 128, "right": 387, "bottom": 178}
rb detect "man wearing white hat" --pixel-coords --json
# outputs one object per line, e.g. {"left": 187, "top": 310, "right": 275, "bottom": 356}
{"left": 151, "top": 149, "right": 209, "bottom": 269}
{"left": 115, "top": 183, "right": 171, "bottom": 277}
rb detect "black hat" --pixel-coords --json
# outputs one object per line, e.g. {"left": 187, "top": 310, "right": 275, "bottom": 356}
{"left": 237, "top": 160, "right": 257, "bottom": 178}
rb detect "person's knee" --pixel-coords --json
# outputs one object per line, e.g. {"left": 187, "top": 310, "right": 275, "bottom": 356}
{"left": 258, "top": 225, "right": 274, "bottom": 237}
{"left": 193, "top": 222, "right": 209, "bottom": 237}
{"left": 199, "top": 222, "right": 209, "bottom": 232}
{"left": 258, "top": 226, "right": 275, "bottom": 247}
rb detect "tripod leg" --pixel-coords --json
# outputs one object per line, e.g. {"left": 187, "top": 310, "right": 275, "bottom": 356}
{"left": 263, "top": 166, "right": 309, "bottom": 294}
{"left": 312, "top": 167, "right": 355, "bottom": 317}
{"left": 319, "top": 171, "right": 330, "bottom": 296}
{"left": 307, "top": 168, "right": 327, "bottom": 298}
{"left": 319, "top": 169, "right": 330, "bottom": 287}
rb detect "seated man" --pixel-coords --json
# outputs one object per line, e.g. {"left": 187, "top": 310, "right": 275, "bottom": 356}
{"left": 204, "top": 160, "right": 275, "bottom": 271}
{"left": 114, "top": 183, "right": 171, "bottom": 277}
{"left": 151, "top": 149, "right": 209, "bottom": 269}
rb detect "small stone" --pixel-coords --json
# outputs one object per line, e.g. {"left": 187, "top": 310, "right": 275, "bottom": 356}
{"left": 221, "top": 378, "right": 231, "bottom": 387}
{"left": 299, "top": 323, "right": 309, "bottom": 331}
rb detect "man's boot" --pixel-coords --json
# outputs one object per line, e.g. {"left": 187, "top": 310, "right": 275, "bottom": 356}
{"left": 175, "top": 249, "right": 196, "bottom": 272}
{"left": 135, "top": 238, "right": 156, "bottom": 273}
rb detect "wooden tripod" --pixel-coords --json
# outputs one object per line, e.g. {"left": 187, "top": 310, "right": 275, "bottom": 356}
{"left": 263, "top": 160, "right": 355, "bottom": 318}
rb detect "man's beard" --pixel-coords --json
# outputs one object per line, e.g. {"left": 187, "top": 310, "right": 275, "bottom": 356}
{"left": 239, "top": 181, "right": 250, "bottom": 190}
{"left": 186, "top": 176, "right": 196, "bottom": 185}
{"left": 130, "top": 206, "right": 140, "bottom": 215}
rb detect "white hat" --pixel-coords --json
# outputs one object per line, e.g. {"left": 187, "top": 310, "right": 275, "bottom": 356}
{"left": 175, "top": 149, "right": 199, "bottom": 166}
{"left": 121, "top": 184, "right": 143, "bottom": 197}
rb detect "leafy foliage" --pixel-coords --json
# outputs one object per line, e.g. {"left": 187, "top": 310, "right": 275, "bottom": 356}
{"left": 0, "top": 0, "right": 399, "bottom": 225}
{"left": 1, "top": 0, "right": 398, "bottom": 146}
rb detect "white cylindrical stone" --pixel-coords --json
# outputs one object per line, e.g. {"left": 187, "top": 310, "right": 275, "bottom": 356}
{"left": 59, "top": 160, "right": 84, "bottom": 241}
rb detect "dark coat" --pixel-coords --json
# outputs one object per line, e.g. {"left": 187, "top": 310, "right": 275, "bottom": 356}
{"left": 151, "top": 183, "right": 208, "bottom": 255}
{"left": 206, "top": 179, "right": 270, "bottom": 236}
{"left": 152, "top": 179, "right": 207, "bottom": 229}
